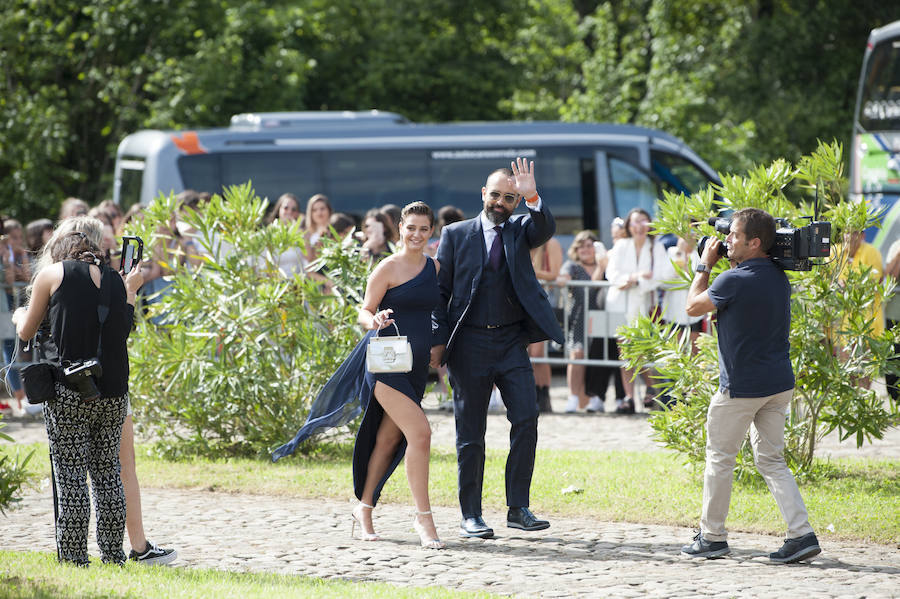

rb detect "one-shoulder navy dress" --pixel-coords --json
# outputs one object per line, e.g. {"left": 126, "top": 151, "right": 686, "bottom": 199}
{"left": 273, "top": 257, "right": 439, "bottom": 506}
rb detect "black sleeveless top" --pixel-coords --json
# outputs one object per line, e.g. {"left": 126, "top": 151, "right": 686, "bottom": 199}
{"left": 47, "top": 261, "right": 134, "bottom": 397}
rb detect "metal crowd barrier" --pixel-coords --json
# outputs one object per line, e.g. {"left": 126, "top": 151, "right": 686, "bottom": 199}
{"left": 529, "top": 279, "right": 629, "bottom": 368}
{"left": 3, "top": 279, "right": 638, "bottom": 372}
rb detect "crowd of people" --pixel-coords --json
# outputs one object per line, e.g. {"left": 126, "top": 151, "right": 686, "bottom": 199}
{"left": 3, "top": 164, "right": 895, "bottom": 566}
{"left": 271, "top": 161, "right": 825, "bottom": 564}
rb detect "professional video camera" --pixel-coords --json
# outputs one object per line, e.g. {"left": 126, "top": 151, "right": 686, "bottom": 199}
{"left": 698, "top": 215, "right": 831, "bottom": 271}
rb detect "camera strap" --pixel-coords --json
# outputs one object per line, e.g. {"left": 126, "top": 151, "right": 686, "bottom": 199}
{"left": 95, "top": 268, "right": 112, "bottom": 357}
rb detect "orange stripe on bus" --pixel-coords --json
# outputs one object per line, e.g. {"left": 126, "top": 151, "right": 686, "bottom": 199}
{"left": 171, "top": 131, "right": 207, "bottom": 155}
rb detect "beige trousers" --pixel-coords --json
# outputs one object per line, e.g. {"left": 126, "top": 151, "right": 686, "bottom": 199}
{"left": 701, "top": 388, "right": 814, "bottom": 542}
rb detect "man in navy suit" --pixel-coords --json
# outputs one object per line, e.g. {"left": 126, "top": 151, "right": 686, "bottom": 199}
{"left": 431, "top": 158, "right": 565, "bottom": 539}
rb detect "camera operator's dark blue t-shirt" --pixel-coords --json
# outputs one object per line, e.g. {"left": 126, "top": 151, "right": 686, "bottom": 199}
{"left": 707, "top": 257, "right": 794, "bottom": 397}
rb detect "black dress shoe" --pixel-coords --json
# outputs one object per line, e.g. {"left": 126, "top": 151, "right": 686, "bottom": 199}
{"left": 459, "top": 516, "right": 494, "bottom": 539}
{"left": 507, "top": 507, "right": 550, "bottom": 531}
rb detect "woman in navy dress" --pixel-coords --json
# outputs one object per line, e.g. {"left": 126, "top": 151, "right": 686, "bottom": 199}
{"left": 273, "top": 201, "right": 443, "bottom": 549}
{"left": 352, "top": 201, "right": 443, "bottom": 548}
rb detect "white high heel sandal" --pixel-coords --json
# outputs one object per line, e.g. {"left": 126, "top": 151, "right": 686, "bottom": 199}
{"left": 413, "top": 510, "right": 445, "bottom": 549}
{"left": 351, "top": 502, "right": 380, "bottom": 541}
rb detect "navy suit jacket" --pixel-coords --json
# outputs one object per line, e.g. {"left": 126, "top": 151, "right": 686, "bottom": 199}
{"left": 432, "top": 202, "right": 565, "bottom": 362}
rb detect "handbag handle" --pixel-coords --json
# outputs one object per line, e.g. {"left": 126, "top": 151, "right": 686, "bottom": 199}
{"left": 374, "top": 322, "right": 401, "bottom": 337}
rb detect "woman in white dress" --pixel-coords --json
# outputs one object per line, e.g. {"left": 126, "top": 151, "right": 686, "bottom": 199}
{"left": 605, "top": 208, "right": 667, "bottom": 413}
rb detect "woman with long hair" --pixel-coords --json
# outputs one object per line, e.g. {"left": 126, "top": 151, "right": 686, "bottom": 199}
{"left": 605, "top": 208, "right": 666, "bottom": 413}
{"left": 360, "top": 209, "right": 398, "bottom": 263}
{"left": 265, "top": 193, "right": 303, "bottom": 226}
{"left": 12, "top": 216, "right": 143, "bottom": 565}
{"left": 558, "top": 231, "right": 607, "bottom": 412}
{"left": 264, "top": 193, "right": 307, "bottom": 278}
{"left": 274, "top": 202, "right": 444, "bottom": 549}
{"left": 303, "top": 193, "right": 333, "bottom": 263}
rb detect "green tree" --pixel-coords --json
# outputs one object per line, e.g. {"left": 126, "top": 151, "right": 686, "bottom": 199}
{"left": 556, "top": 1, "right": 759, "bottom": 173}
{"left": 125, "top": 184, "right": 370, "bottom": 458}
{"left": 0, "top": 1, "right": 230, "bottom": 220}
{"left": 619, "top": 141, "right": 899, "bottom": 479}
{"left": 718, "top": 1, "right": 900, "bottom": 166}
{"left": 293, "top": 0, "right": 524, "bottom": 122}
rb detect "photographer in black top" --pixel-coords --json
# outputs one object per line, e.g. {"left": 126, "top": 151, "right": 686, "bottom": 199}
{"left": 13, "top": 216, "right": 142, "bottom": 566}
{"left": 680, "top": 208, "right": 821, "bottom": 564}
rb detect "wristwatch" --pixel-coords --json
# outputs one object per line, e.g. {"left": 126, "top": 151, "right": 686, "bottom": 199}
{"left": 696, "top": 264, "right": 711, "bottom": 274}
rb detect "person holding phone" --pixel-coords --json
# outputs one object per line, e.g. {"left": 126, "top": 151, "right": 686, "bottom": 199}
{"left": 116, "top": 233, "right": 177, "bottom": 565}
{"left": 13, "top": 216, "right": 142, "bottom": 566}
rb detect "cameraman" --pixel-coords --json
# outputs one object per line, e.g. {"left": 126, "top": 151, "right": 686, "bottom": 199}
{"left": 680, "top": 208, "right": 820, "bottom": 564}
{"left": 12, "top": 217, "right": 142, "bottom": 566}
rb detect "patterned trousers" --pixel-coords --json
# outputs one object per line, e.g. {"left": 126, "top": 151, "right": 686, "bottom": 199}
{"left": 43, "top": 383, "right": 128, "bottom": 565}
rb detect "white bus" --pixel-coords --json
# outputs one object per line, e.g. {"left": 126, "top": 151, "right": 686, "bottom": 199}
{"left": 113, "top": 111, "right": 720, "bottom": 245}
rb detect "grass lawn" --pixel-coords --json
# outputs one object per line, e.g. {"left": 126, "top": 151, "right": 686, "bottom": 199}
{"left": 4, "top": 443, "right": 898, "bottom": 544}
{"left": 0, "top": 551, "right": 498, "bottom": 599}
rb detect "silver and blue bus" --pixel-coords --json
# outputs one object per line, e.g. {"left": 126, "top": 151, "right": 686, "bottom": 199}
{"left": 113, "top": 111, "right": 720, "bottom": 246}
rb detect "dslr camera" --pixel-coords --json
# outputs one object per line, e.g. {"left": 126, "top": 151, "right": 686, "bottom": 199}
{"left": 699, "top": 216, "right": 831, "bottom": 271}
{"left": 62, "top": 359, "right": 103, "bottom": 402}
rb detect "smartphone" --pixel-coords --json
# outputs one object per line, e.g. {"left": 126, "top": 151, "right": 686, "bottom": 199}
{"left": 120, "top": 236, "right": 143, "bottom": 274}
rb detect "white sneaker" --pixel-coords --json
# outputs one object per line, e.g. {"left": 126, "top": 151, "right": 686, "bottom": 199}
{"left": 586, "top": 396, "right": 605, "bottom": 413}
{"left": 564, "top": 395, "right": 579, "bottom": 413}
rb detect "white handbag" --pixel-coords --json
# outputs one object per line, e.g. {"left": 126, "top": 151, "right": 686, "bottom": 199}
{"left": 366, "top": 322, "right": 413, "bottom": 373}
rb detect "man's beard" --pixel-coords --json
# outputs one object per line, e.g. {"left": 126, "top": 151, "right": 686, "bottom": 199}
{"left": 485, "top": 205, "right": 511, "bottom": 225}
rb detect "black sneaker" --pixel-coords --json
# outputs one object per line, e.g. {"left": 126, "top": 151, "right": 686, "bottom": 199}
{"left": 129, "top": 540, "right": 177, "bottom": 566}
{"left": 681, "top": 531, "right": 730, "bottom": 559}
{"left": 769, "top": 532, "right": 821, "bottom": 563}
{"left": 615, "top": 397, "right": 635, "bottom": 414}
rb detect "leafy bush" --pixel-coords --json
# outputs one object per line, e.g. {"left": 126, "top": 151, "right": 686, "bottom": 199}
{"left": 620, "top": 141, "right": 900, "bottom": 480}
{"left": 126, "top": 184, "right": 371, "bottom": 458}
{"left": 0, "top": 418, "right": 33, "bottom": 513}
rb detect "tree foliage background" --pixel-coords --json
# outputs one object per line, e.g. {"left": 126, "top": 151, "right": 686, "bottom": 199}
{"left": 1, "top": 0, "right": 898, "bottom": 221}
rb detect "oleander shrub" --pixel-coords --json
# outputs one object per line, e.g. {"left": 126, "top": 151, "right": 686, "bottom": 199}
{"left": 619, "top": 141, "right": 900, "bottom": 480}
{"left": 0, "top": 418, "right": 33, "bottom": 512}
{"left": 126, "top": 184, "right": 371, "bottom": 458}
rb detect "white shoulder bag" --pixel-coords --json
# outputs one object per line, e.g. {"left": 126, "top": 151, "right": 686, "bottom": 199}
{"left": 366, "top": 322, "right": 413, "bottom": 373}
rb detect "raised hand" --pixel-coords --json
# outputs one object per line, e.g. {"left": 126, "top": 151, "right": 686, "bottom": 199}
{"left": 510, "top": 157, "right": 537, "bottom": 199}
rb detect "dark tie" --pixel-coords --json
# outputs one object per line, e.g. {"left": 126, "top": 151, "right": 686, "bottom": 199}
{"left": 489, "top": 225, "right": 503, "bottom": 270}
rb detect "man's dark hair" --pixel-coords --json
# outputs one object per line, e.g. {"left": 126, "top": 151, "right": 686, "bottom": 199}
{"left": 437, "top": 205, "right": 464, "bottom": 232}
{"left": 733, "top": 208, "right": 775, "bottom": 253}
{"left": 329, "top": 212, "right": 355, "bottom": 236}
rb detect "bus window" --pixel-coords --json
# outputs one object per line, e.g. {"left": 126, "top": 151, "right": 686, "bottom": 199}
{"left": 323, "top": 150, "right": 427, "bottom": 217}
{"left": 117, "top": 159, "right": 145, "bottom": 211}
{"left": 220, "top": 152, "right": 322, "bottom": 204}
{"left": 651, "top": 150, "right": 712, "bottom": 196}
{"left": 533, "top": 148, "right": 585, "bottom": 235}
{"left": 860, "top": 39, "right": 900, "bottom": 132}
{"left": 609, "top": 157, "right": 658, "bottom": 217}
{"left": 428, "top": 147, "right": 583, "bottom": 233}
{"left": 178, "top": 154, "right": 220, "bottom": 197}
{"left": 429, "top": 152, "right": 506, "bottom": 214}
